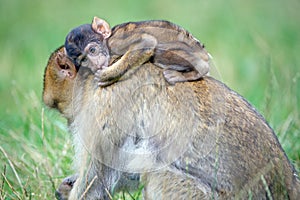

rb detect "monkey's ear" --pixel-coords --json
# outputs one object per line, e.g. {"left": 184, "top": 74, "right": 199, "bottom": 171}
{"left": 55, "top": 50, "right": 77, "bottom": 79}
{"left": 92, "top": 16, "right": 112, "bottom": 39}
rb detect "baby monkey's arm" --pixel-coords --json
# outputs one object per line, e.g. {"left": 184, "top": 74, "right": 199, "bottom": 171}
{"left": 95, "top": 33, "right": 158, "bottom": 86}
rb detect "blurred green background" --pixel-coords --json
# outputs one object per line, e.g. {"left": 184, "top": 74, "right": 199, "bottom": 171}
{"left": 0, "top": 0, "right": 299, "bottom": 199}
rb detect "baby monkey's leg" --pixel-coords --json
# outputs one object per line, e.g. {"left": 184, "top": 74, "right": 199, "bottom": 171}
{"left": 154, "top": 42, "right": 210, "bottom": 84}
{"left": 95, "top": 34, "right": 157, "bottom": 86}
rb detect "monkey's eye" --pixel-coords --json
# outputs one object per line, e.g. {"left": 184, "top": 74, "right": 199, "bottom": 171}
{"left": 88, "top": 45, "right": 100, "bottom": 56}
{"left": 89, "top": 47, "right": 96, "bottom": 54}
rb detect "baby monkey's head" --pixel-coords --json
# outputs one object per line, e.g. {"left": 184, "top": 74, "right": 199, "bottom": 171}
{"left": 65, "top": 17, "right": 112, "bottom": 72}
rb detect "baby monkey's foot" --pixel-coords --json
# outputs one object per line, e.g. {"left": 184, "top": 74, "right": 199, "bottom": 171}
{"left": 95, "top": 68, "right": 118, "bottom": 87}
{"left": 163, "top": 69, "right": 202, "bottom": 85}
{"left": 163, "top": 70, "right": 184, "bottom": 85}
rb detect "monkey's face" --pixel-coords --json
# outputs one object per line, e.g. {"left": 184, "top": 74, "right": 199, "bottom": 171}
{"left": 43, "top": 47, "right": 77, "bottom": 115}
{"left": 65, "top": 24, "right": 110, "bottom": 72}
{"left": 77, "top": 41, "right": 110, "bottom": 72}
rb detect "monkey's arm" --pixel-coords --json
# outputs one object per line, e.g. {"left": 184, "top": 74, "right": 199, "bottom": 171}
{"left": 95, "top": 34, "right": 157, "bottom": 86}
{"left": 96, "top": 40, "right": 210, "bottom": 86}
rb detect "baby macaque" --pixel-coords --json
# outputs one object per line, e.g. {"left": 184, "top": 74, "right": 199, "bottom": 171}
{"left": 43, "top": 47, "right": 300, "bottom": 199}
{"left": 65, "top": 16, "right": 211, "bottom": 86}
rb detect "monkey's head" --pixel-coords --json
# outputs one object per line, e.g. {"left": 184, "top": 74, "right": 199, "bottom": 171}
{"left": 43, "top": 46, "right": 77, "bottom": 117}
{"left": 65, "top": 17, "right": 112, "bottom": 72}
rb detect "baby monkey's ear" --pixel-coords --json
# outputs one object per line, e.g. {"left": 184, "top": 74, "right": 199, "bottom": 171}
{"left": 92, "top": 16, "right": 112, "bottom": 39}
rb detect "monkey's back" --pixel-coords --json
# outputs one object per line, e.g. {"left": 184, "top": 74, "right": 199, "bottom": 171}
{"left": 109, "top": 20, "right": 206, "bottom": 53}
{"left": 184, "top": 77, "right": 300, "bottom": 199}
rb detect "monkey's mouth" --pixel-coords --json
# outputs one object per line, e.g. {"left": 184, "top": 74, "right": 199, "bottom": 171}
{"left": 96, "top": 55, "right": 109, "bottom": 70}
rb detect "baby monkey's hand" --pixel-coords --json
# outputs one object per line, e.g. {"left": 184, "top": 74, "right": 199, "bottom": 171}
{"left": 95, "top": 67, "right": 118, "bottom": 87}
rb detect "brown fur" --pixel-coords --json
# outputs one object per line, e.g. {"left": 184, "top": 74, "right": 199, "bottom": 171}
{"left": 43, "top": 47, "right": 300, "bottom": 199}
{"left": 43, "top": 46, "right": 77, "bottom": 119}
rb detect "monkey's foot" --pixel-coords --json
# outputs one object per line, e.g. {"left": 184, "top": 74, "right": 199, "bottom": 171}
{"left": 162, "top": 70, "right": 184, "bottom": 85}
{"left": 163, "top": 69, "right": 202, "bottom": 85}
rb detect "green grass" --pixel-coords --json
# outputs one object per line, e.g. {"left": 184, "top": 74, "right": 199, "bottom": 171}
{"left": 0, "top": 0, "right": 299, "bottom": 199}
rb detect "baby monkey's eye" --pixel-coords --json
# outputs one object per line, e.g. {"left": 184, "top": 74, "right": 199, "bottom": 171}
{"left": 88, "top": 45, "right": 100, "bottom": 56}
{"left": 89, "top": 47, "right": 96, "bottom": 54}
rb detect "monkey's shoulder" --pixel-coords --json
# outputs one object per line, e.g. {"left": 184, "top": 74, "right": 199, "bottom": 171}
{"left": 112, "top": 20, "right": 183, "bottom": 32}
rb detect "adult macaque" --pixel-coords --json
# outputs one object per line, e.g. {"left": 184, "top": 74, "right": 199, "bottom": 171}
{"left": 65, "top": 17, "right": 211, "bottom": 86}
{"left": 43, "top": 47, "right": 300, "bottom": 199}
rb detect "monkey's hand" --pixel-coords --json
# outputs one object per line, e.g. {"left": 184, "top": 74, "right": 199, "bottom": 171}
{"left": 95, "top": 68, "right": 119, "bottom": 87}
{"left": 55, "top": 174, "right": 78, "bottom": 200}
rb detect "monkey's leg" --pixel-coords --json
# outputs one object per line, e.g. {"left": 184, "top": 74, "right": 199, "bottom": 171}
{"left": 142, "top": 169, "right": 212, "bottom": 200}
{"left": 154, "top": 42, "right": 210, "bottom": 84}
{"left": 95, "top": 34, "right": 157, "bottom": 86}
